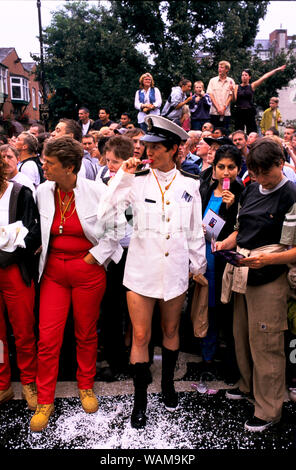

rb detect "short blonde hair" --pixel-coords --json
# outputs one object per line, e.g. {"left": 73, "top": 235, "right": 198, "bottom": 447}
{"left": 139, "top": 73, "right": 155, "bottom": 88}
{"left": 88, "top": 130, "right": 101, "bottom": 142}
{"left": 194, "top": 80, "right": 204, "bottom": 89}
{"left": 219, "top": 60, "right": 231, "bottom": 71}
{"left": 99, "top": 127, "right": 113, "bottom": 137}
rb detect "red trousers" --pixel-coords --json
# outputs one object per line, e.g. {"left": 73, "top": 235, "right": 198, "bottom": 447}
{"left": 36, "top": 255, "right": 106, "bottom": 403}
{"left": 0, "top": 264, "right": 36, "bottom": 389}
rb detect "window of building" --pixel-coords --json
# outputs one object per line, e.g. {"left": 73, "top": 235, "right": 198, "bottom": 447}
{"left": 10, "top": 76, "right": 30, "bottom": 102}
{"left": 0, "top": 67, "right": 8, "bottom": 102}
{"left": 32, "top": 87, "right": 36, "bottom": 109}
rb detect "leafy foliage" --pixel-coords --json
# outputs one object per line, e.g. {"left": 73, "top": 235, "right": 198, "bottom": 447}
{"left": 111, "top": 1, "right": 271, "bottom": 98}
{"left": 247, "top": 40, "right": 296, "bottom": 110}
{"left": 34, "top": 1, "right": 149, "bottom": 127}
{"left": 35, "top": 0, "right": 296, "bottom": 128}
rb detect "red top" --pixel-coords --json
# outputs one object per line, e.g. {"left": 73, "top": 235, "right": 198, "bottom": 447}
{"left": 50, "top": 189, "right": 92, "bottom": 259}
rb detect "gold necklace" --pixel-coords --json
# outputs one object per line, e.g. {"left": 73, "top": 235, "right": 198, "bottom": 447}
{"left": 57, "top": 189, "right": 76, "bottom": 234}
{"left": 152, "top": 169, "right": 177, "bottom": 213}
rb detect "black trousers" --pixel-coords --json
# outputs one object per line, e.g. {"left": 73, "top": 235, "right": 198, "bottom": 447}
{"left": 210, "top": 114, "right": 231, "bottom": 130}
{"left": 234, "top": 108, "right": 257, "bottom": 134}
{"left": 99, "top": 248, "right": 130, "bottom": 371}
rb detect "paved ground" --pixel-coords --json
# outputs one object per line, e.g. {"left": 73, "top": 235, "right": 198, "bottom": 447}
{"left": 1, "top": 349, "right": 296, "bottom": 463}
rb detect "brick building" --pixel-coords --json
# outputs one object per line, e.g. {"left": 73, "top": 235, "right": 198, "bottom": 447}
{"left": 253, "top": 29, "right": 296, "bottom": 60}
{"left": 252, "top": 29, "right": 296, "bottom": 124}
{"left": 0, "top": 47, "right": 43, "bottom": 136}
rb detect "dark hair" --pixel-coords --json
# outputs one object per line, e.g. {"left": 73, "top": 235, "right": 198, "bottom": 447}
{"left": 232, "top": 129, "right": 247, "bottom": 141}
{"left": 104, "top": 135, "right": 134, "bottom": 161}
{"left": 266, "top": 126, "right": 279, "bottom": 136}
{"left": 59, "top": 118, "right": 82, "bottom": 142}
{"left": 179, "top": 78, "right": 191, "bottom": 87}
{"left": 44, "top": 136, "right": 83, "bottom": 174}
{"left": 246, "top": 137, "right": 284, "bottom": 174}
{"left": 82, "top": 133, "right": 96, "bottom": 142}
{"left": 79, "top": 107, "right": 89, "bottom": 114}
{"left": 160, "top": 138, "right": 180, "bottom": 162}
{"left": 97, "top": 136, "right": 110, "bottom": 155}
{"left": 0, "top": 135, "right": 8, "bottom": 144}
{"left": 214, "top": 144, "right": 242, "bottom": 169}
{"left": 213, "top": 127, "right": 228, "bottom": 136}
{"left": 99, "top": 107, "right": 110, "bottom": 115}
{"left": 242, "top": 68, "right": 252, "bottom": 77}
{"left": 121, "top": 112, "right": 131, "bottom": 119}
{"left": 37, "top": 132, "right": 51, "bottom": 155}
{"left": 30, "top": 123, "right": 45, "bottom": 134}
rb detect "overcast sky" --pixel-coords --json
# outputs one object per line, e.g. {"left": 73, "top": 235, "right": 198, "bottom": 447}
{"left": 0, "top": 0, "right": 295, "bottom": 62}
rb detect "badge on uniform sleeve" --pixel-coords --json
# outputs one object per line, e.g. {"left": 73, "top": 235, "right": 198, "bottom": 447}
{"left": 181, "top": 191, "right": 193, "bottom": 202}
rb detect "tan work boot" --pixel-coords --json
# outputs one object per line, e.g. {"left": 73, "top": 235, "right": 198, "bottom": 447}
{"left": 30, "top": 403, "right": 54, "bottom": 432}
{"left": 0, "top": 386, "right": 14, "bottom": 405}
{"left": 22, "top": 382, "right": 38, "bottom": 411}
{"left": 79, "top": 389, "right": 99, "bottom": 413}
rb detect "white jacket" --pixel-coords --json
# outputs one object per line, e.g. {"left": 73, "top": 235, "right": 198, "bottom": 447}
{"left": 98, "top": 167, "right": 207, "bottom": 301}
{"left": 36, "top": 175, "right": 123, "bottom": 280}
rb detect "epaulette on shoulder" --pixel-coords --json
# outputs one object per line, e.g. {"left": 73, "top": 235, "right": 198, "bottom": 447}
{"left": 179, "top": 169, "right": 200, "bottom": 180}
{"left": 135, "top": 168, "right": 150, "bottom": 177}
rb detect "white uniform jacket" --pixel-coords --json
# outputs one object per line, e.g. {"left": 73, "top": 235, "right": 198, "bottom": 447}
{"left": 36, "top": 175, "right": 123, "bottom": 281}
{"left": 98, "top": 166, "right": 207, "bottom": 301}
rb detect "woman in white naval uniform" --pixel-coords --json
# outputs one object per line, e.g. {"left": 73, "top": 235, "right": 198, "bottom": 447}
{"left": 98, "top": 115, "right": 206, "bottom": 428}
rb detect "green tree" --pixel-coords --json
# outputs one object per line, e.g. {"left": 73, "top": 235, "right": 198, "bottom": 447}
{"left": 112, "top": 0, "right": 296, "bottom": 126}
{"left": 111, "top": 1, "right": 270, "bottom": 98}
{"left": 34, "top": 1, "right": 149, "bottom": 128}
{"left": 35, "top": 1, "right": 296, "bottom": 128}
{"left": 246, "top": 40, "right": 296, "bottom": 111}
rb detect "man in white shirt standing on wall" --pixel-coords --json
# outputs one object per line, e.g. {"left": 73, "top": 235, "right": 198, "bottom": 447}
{"left": 207, "top": 60, "right": 235, "bottom": 131}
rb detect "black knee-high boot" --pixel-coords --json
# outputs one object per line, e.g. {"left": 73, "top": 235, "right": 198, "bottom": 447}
{"left": 161, "top": 346, "right": 179, "bottom": 411}
{"left": 130, "top": 362, "right": 151, "bottom": 429}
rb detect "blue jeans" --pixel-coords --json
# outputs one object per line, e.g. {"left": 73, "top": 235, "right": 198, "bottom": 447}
{"left": 191, "top": 119, "right": 207, "bottom": 131}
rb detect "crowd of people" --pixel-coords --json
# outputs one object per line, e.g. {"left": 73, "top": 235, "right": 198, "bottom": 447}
{"left": 0, "top": 60, "right": 296, "bottom": 436}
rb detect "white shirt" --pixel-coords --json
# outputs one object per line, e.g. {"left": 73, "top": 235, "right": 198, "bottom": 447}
{"left": 98, "top": 167, "right": 206, "bottom": 301}
{"left": 0, "top": 182, "right": 13, "bottom": 226}
{"left": 134, "top": 87, "right": 162, "bottom": 124}
{"left": 82, "top": 121, "right": 91, "bottom": 136}
{"left": 206, "top": 75, "right": 235, "bottom": 116}
{"left": 161, "top": 86, "right": 187, "bottom": 122}
{"left": 17, "top": 159, "right": 40, "bottom": 187}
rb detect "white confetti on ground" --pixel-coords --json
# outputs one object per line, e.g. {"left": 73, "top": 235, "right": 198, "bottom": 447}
{"left": 1, "top": 393, "right": 295, "bottom": 450}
